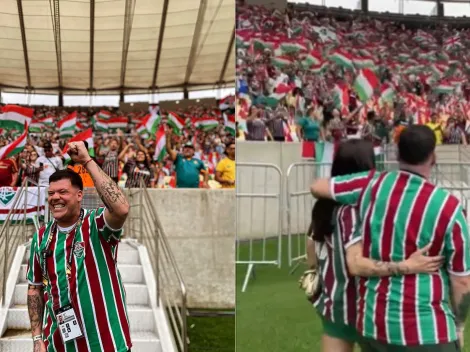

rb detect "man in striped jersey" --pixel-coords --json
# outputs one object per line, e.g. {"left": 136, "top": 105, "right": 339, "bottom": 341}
{"left": 310, "top": 125, "right": 470, "bottom": 351}
{"left": 27, "top": 141, "right": 132, "bottom": 352}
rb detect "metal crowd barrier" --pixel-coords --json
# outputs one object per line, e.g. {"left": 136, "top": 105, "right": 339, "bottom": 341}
{"left": 236, "top": 162, "right": 283, "bottom": 292}
{"left": 285, "top": 161, "right": 470, "bottom": 269}
{"left": 127, "top": 181, "right": 188, "bottom": 352}
{"left": 0, "top": 179, "right": 45, "bottom": 306}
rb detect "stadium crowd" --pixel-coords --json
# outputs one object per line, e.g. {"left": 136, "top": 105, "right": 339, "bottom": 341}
{"left": 236, "top": 3, "right": 470, "bottom": 145}
{"left": 0, "top": 100, "right": 236, "bottom": 189}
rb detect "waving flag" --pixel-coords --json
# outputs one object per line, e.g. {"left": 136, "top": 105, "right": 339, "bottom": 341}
{"left": 0, "top": 125, "right": 27, "bottom": 160}
{"left": 92, "top": 117, "right": 108, "bottom": 132}
{"left": 62, "top": 128, "right": 95, "bottom": 163}
{"left": 107, "top": 117, "right": 128, "bottom": 131}
{"left": 224, "top": 113, "right": 236, "bottom": 136}
{"left": 167, "top": 112, "right": 185, "bottom": 135}
{"left": 142, "top": 113, "right": 161, "bottom": 135}
{"left": 154, "top": 125, "right": 166, "bottom": 162}
{"left": 196, "top": 117, "right": 219, "bottom": 131}
{"left": 98, "top": 110, "right": 112, "bottom": 120}
{"left": 58, "top": 112, "right": 77, "bottom": 138}
{"left": 354, "top": 69, "right": 379, "bottom": 102}
{"left": 0, "top": 105, "right": 33, "bottom": 132}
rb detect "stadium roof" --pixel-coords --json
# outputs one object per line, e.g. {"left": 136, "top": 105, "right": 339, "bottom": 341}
{"left": 0, "top": 0, "right": 235, "bottom": 95}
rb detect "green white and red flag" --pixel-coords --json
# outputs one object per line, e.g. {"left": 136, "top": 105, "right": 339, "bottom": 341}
{"left": 332, "top": 83, "right": 350, "bottom": 114}
{"left": 167, "top": 112, "right": 185, "bottom": 135}
{"left": 303, "top": 50, "right": 322, "bottom": 66}
{"left": 92, "top": 116, "right": 108, "bottom": 132}
{"left": 271, "top": 56, "right": 293, "bottom": 68}
{"left": 0, "top": 125, "right": 27, "bottom": 159}
{"left": 39, "top": 115, "right": 53, "bottom": 126}
{"left": 62, "top": 128, "right": 95, "bottom": 163}
{"left": 197, "top": 117, "right": 219, "bottom": 131}
{"left": 0, "top": 105, "right": 33, "bottom": 132}
{"left": 107, "top": 117, "right": 128, "bottom": 130}
{"left": 141, "top": 113, "right": 161, "bottom": 135}
{"left": 310, "top": 61, "right": 328, "bottom": 74}
{"left": 433, "top": 82, "right": 454, "bottom": 94}
{"left": 98, "top": 110, "right": 112, "bottom": 120}
{"left": 29, "top": 120, "right": 43, "bottom": 133}
{"left": 219, "top": 95, "right": 235, "bottom": 111}
{"left": 224, "top": 113, "right": 235, "bottom": 136}
{"left": 58, "top": 111, "right": 77, "bottom": 138}
{"left": 353, "top": 69, "right": 379, "bottom": 102}
{"left": 153, "top": 125, "right": 166, "bottom": 162}
{"left": 380, "top": 82, "right": 395, "bottom": 102}
{"left": 329, "top": 50, "right": 354, "bottom": 70}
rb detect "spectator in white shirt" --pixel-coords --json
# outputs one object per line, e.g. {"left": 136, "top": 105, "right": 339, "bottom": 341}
{"left": 35, "top": 142, "right": 64, "bottom": 185}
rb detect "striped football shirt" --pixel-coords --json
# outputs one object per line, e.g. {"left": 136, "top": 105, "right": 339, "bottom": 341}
{"left": 26, "top": 207, "right": 132, "bottom": 352}
{"left": 312, "top": 205, "right": 358, "bottom": 327}
{"left": 331, "top": 170, "right": 470, "bottom": 346}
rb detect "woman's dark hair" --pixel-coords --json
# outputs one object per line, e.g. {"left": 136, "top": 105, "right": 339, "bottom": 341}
{"left": 311, "top": 139, "right": 375, "bottom": 242}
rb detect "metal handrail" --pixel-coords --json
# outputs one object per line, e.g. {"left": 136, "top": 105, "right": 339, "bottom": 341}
{"left": 135, "top": 179, "right": 188, "bottom": 352}
{"left": 0, "top": 178, "right": 41, "bottom": 306}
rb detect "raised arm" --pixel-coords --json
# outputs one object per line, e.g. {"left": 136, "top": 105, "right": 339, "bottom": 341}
{"left": 68, "top": 141, "right": 129, "bottom": 230}
{"left": 165, "top": 128, "right": 177, "bottom": 161}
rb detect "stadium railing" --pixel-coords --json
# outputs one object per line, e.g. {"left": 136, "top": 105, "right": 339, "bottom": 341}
{"left": 0, "top": 178, "right": 44, "bottom": 306}
{"left": 125, "top": 179, "right": 188, "bottom": 352}
{"left": 285, "top": 161, "right": 470, "bottom": 269}
{"left": 236, "top": 162, "right": 283, "bottom": 292}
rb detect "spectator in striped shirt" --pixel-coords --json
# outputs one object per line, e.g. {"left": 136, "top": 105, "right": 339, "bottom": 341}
{"left": 27, "top": 141, "right": 132, "bottom": 352}
{"left": 101, "top": 137, "right": 122, "bottom": 183}
{"left": 311, "top": 125, "right": 470, "bottom": 351}
{"left": 19, "top": 150, "right": 42, "bottom": 185}
{"left": 308, "top": 139, "right": 444, "bottom": 352}
{"left": 122, "top": 150, "right": 154, "bottom": 188}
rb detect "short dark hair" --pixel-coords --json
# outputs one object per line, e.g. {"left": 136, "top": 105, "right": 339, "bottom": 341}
{"left": 398, "top": 125, "right": 436, "bottom": 165}
{"left": 49, "top": 169, "right": 83, "bottom": 191}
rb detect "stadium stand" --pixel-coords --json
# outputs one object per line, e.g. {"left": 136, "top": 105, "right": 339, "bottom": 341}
{"left": 236, "top": 2, "right": 470, "bottom": 145}
{"left": 0, "top": 99, "right": 236, "bottom": 189}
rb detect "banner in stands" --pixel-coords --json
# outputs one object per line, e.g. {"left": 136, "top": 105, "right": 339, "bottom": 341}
{"left": 0, "top": 187, "right": 46, "bottom": 224}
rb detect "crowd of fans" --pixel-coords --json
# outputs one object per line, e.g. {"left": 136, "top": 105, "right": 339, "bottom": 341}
{"left": 0, "top": 102, "right": 236, "bottom": 189}
{"left": 236, "top": 3, "right": 470, "bottom": 145}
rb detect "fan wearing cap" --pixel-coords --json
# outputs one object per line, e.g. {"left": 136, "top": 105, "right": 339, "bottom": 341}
{"left": 165, "top": 128, "right": 209, "bottom": 188}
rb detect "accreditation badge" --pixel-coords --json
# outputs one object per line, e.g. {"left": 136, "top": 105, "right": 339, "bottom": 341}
{"left": 55, "top": 304, "right": 83, "bottom": 343}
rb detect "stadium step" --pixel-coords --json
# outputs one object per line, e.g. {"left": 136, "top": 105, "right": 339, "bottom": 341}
{"left": 18, "top": 263, "right": 144, "bottom": 284}
{"left": 0, "top": 330, "right": 162, "bottom": 352}
{"left": 1, "top": 241, "right": 162, "bottom": 352}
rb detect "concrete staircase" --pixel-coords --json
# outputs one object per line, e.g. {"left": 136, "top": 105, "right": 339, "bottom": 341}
{"left": 0, "top": 241, "right": 163, "bottom": 352}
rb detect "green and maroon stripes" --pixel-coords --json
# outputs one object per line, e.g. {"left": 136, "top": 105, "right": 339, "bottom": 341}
{"left": 333, "top": 170, "right": 470, "bottom": 346}
{"left": 313, "top": 205, "right": 358, "bottom": 327}
{"left": 27, "top": 209, "right": 131, "bottom": 352}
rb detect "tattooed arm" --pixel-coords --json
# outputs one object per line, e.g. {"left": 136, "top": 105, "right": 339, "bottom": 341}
{"left": 346, "top": 241, "right": 443, "bottom": 277}
{"left": 68, "top": 141, "right": 130, "bottom": 229}
{"left": 28, "top": 285, "right": 46, "bottom": 351}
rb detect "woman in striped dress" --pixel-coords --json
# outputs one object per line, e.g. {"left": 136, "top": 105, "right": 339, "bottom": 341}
{"left": 308, "top": 139, "right": 443, "bottom": 352}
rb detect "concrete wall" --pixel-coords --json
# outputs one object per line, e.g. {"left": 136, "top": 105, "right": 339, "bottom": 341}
{"left": 130, "top": 189, "right": 235, "bottom": 310}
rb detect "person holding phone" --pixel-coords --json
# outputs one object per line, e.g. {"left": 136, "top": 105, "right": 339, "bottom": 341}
{"left": 35, "top": 142, "right": 64, "bottom": 186}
